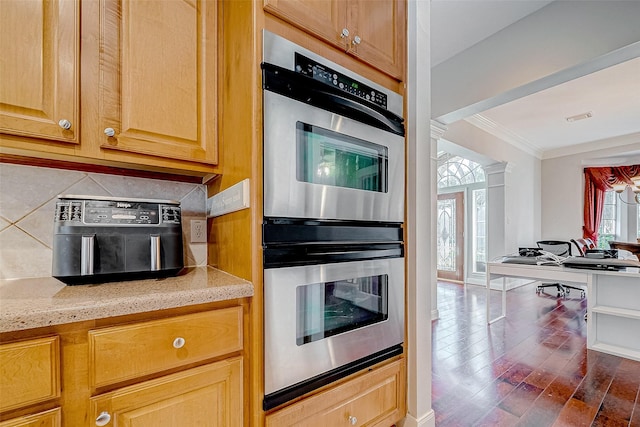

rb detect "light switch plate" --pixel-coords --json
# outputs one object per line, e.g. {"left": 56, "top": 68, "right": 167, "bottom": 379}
{"left": 207, "top": 179, "right": 250, "bottom": 218}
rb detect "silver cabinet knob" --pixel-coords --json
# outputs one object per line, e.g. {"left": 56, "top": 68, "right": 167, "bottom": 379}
{"left": 96, "top": 411, "right": 111, "bottom": 426}
{"left": 341, "top": 28, "right": 349, "bottom": 38}
{"left": 58, "top": 119, "right": 72, "bottom": 130}
{"left": 352, "top": 35, "right": 361, "bottom": 45}
{"left": 104, "top": 127, "right": 115, "bottom": 137}
{"left": 348, "top": 415, "right": 357, "bottom": 425}
{"left": 173, "top": 337, "right": 186, "bottom": 349}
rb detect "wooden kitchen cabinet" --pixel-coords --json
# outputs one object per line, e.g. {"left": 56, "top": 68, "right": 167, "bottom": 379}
{"left": 1, "top": 0, "right": 219, "bottom": 177}
{"left": 0, "top": 336, "right": 60, "bottom": 414}
{"left": 97, "top": 0, "right": 219, "bottom": 165}
{"left": 90, "top": 358, "right": 242, "bottom": 427}
{"left": 87, "top": 306, "right": 244, "bottom": 426}
{"left": 88, "top": 307, "right": 243, "bottom": 388}
{"left": 0, "top": 303, "right": 245, "bottom": 426}
{"left": 263, "top": 0, "right": 405, "bottom": 79}
{"left": 0, "top": 0, "right": 80, "bottom": 144}
{"left": 0, "top": 408, "right": 61, "bottom": 427}
{"left": 265, "top": 358, "right": 405, "bottom": 427}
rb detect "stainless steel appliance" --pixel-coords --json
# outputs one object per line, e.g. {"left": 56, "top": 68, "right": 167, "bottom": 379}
{"left": 262, "top": 31, "right": 405, "bottom": 410}
{"left": 52, "top": 195, "right": 183, "bottom": 285}
{"left": 262, "top": 31, "right": 405, "bottom": 223}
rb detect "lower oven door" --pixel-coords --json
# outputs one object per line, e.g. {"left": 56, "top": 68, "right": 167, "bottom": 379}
{"left": 263, "top": 256, "right": 404, "bottom": 409}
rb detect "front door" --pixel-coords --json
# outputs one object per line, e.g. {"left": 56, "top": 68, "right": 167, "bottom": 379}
{"left": 437, "top": 192, "right": 464, "bottom": 283}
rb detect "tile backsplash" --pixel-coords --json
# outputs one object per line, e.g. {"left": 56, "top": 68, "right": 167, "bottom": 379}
{"left": 0, "top": 163, "right": 207, "bottom": 280}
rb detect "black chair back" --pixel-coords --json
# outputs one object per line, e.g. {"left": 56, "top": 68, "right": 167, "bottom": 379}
{"left": 537, "top": 240, "right": 571, "bottom": 257}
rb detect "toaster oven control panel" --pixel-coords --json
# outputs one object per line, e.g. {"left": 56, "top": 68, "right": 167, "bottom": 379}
{"left": 55, "top": 199, "right": 181, "bottom": 226}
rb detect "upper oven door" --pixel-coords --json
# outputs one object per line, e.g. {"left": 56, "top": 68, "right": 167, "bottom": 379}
{"left": 263, "top": 85, "right": 405, "bottom": 223}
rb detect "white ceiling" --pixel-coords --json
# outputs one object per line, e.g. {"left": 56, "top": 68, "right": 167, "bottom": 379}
{"left": 431, "top": 0, "right": 640, "bottom": 158}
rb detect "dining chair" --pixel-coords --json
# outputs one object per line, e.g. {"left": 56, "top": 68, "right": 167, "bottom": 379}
{"left": 571, "top": 237, "right": 596, "bottom": 256}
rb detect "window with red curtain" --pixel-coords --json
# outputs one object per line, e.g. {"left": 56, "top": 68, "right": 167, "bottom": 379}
{"left": 583, "top": 165, "right": 640, "bottom": 243}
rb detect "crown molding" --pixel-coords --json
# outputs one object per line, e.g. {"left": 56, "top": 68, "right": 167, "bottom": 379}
{"left": 430, "top": 120, "right": 448, "bottom": 140}
{"left": 465, "top": 114, "right": 543, "bottom": 159}
{"left": 543, "top": 132, "right": 640, "bottom": 160}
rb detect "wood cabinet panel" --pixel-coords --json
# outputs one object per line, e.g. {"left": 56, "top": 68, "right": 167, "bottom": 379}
{"left": 263, "top": 0, "right": 405, "bottom": 79}
{"left": 0, "top": 337, "right": 60, "bottom": 413}
{"left": 266, "top": 358, "right": 405, "bottom": 427}
{"left": 0, "top": 0, "right": 79, "bottom": 143}
{"left": 98, "top": 0, "right": 218, "bottom": 165}
{"left": 0, "top": 408, "right": 61, "bottom": 427}
{"left": 89, "top": 307, "right": 242, "bottom": 388}
{"left": 263, "top": 0, "right": 347, "bottom": 48}
{"left": 90, "top": 358, "right": 242, "bottom": 427}
{"left": 349, "top": 0, "right": 405, "bottom": 79}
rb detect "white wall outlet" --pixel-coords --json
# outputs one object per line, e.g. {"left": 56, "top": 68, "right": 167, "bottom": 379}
{"left": 190, "top": 219, "right": 207, "bottom": 243}
{"left": 207, "top": 178, "right": 250, "bottom": 218}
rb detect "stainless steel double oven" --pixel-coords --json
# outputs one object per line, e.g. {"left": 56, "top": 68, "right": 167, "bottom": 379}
{"left": 262, "top": 30, "right": 405, "bottom": 410}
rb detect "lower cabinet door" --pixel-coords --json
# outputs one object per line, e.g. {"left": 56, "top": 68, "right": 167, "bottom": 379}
{"left": 266, "top": 358, "right": 405, "bottom": 427}
{"left": 0, "top": 408, "right": 61, "bottom": 427}
{"left": 90, "top": 358, "right": 242, "bottom": 427}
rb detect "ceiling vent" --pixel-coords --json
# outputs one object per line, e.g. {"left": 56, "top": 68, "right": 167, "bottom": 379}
{"left": 565, "top": 111, "right": 593, "bottom": 122}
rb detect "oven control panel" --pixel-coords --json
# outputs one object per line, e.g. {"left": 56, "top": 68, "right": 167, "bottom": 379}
{"left": 294, "top": 53, "right": 387, "bottom": 110}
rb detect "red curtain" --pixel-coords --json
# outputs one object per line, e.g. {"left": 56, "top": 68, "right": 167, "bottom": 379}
{"left": 583, "top": 165, "right": 640, "bottom": 243}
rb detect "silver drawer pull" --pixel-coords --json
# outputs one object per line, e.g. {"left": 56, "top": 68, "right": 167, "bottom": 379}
{"left": 58, "top": 119, "right": 72, "bottom": 129}
{"left": 173, "top": 337, "right": 185, "bottom": 349}
{"left": 96, "top": 411, "right": 111, "bottom": 426}
{"left": 348, "top": 415, "right": 357, "bottom": 425}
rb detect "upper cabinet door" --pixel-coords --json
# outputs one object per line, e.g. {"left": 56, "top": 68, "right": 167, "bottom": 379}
{"left": 263, "top": 0, "right": 348, "bottom": 49}
{"left": 348, "top": 0, "right": 405, "bottom": 79}
{"left": 0, "top": 0, "right": 80, "bottom": 143}
{"left": 99, "top": 0, "right": 218, "bottom": 165}
{"left": 263, "top": 0, "right": 405, "bottom": 80}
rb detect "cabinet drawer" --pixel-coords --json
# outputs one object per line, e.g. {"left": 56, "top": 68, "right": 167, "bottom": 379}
{"left": 89, "top": 307, "right": 242, "bottom": 388}
{"left": 266, "top": 358, "right": 405, "bottom": 427}
{"left": 0, "top": 407, "right": 61, "bottom": 427}
{"left": 0, "top": 337, "right": 60, "bottom": 413}
{"left": 90, "top": 358, "right": 242, "bottom": 427}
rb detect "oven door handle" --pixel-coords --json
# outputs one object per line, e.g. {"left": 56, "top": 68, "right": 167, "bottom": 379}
{"left": 315, "top": 89, "right": 404, "bottom": 136}
{"left": 264, "top": 244, "right": 404, "bottom": 268}
{"left": 306, "top": 248, "right": 400, "bottom": 258}
{"left": 262, "top": 63, "right": 404, "bottom": 136}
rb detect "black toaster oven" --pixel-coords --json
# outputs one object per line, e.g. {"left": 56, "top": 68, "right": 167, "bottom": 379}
{"left": 52, "top": 195, "right": 184, "bottom": 285}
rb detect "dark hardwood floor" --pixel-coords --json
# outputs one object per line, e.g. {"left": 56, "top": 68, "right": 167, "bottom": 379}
{"left": 432, "top": 281, "right": 640, "bottom": 426}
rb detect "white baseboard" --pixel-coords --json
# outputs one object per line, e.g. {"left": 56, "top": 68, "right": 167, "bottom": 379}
{"left": 398, "top": 409, "right": 435, "bottom": 427}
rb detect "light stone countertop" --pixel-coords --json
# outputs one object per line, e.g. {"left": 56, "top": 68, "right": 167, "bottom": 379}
{"left": 0, "top": 267, "right": 253, "bottom": 333}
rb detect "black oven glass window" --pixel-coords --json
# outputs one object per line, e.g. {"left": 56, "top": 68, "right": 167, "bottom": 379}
{"left": 295, "top": 274, "right": 389, "bottom": 346}
{"left": 296, "top": 122, "right": 388, "bottom": 192}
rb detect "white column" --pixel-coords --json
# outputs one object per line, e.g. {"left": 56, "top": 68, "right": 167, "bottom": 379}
{"left": 430, "top": 121, "right": 447, "bottom": 321}
{"left": 402, "top": 1, "right": 435, "bottom": 426}
{"left": 485, "top": 162, "right": 510, "bottom": 262}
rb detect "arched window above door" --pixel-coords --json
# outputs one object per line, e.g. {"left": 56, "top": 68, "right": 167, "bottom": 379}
{"left": 437, "top": 154, "right": 485, "bottom": 189}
